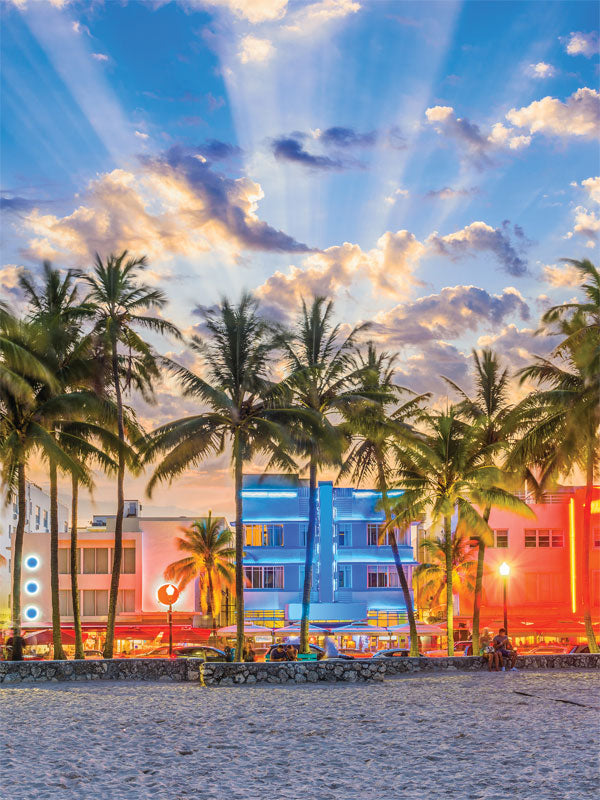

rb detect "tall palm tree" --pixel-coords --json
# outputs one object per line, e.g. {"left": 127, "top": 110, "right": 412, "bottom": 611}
{"left": 282, "top": 297, "right": 370, "bottom": 653}
{"left": 443, "top": 348, "right": 518, "bottom": 653}
{"left": 339, "top": 343, "right": 428, "bottom": 656}
{"left": 391, "top": 408, "right": 534, "bottom": 654}
{"left": 0, "top": 310, "right": 84, "bottom": 658}
{"left": 164, "top": 513, "right": 235, "bottom": 639}
{"left": 144, "top": 293, "right": 298, "bottom": 661}
{"left": 83, "top": 251, "right": 180, "bottom": 658}
{"left": 415, "top": 532, "right": 478, "bottom": 619}
{"left": 514, "top": 263, "right": 599, "bottom": 651}
{"left": 20, "top": 263, "right": 95, "bottom": 659}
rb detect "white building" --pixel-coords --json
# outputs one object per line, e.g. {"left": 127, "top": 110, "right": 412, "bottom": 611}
{"left": 0, "top": 482, "right": 68, "bottom": 621}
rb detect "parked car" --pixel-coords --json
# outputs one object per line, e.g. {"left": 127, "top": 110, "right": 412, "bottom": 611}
{"left": 83, "top": 650, "right": 104, "bottom": 659}
{"left": 426, "top": 640, "right": 473, "bottom": 657}
{"left": 526, "top": 643, "right": 590, "bottom": 655}
{"left": 372, "top": 648, "right": 427, "bottom": 658}
{"left": 265, "top": 643, "right": 354, "bottom": 661}
{"left": 143, "top": 645, "right": 226, "bottom": 661}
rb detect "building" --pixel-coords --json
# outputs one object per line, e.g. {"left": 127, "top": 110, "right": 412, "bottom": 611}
{"left": 456, "top": 486, "right": 600, "bottom": 643}
{"left": 12, "top": 500, "right": 228, "bottom": 638}
{"left": 240, "top": 474, "right": 420, "bottom": 628}
{"left": 0, "top": 482, "right": 68, "bottom": 620}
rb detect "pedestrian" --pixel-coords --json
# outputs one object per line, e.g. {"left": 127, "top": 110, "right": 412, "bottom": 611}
{"left": 285, "top": 644, "right": 298, "bottom": 661}
{"left": 5, "top": 633, "right": 26, "bottom": 661}
{"left": 224, "top": 645, "right": 235, "bottom": 662}
{"left": 244, "top": 644, "right": 256, "bottom": 662}
{"left": 493, "top": 628, "right": 518, "bottom": 671}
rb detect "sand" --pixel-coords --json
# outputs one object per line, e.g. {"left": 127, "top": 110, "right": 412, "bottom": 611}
{"left": 0, "top": 670, "right": 598, "bottom": 800}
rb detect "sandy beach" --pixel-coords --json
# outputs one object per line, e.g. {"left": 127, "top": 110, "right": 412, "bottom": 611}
{"left": 1, "top": 670, "right": 598, "bottom": 800}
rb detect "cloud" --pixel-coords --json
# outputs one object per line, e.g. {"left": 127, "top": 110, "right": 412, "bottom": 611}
{"left": 316, "top": 126, "right": 377, "bottom": 148}
{"left": 476, "top": 324, "right": 558, "bottom": 375}
{"left": 238, "top": 35, "right": 274, "bottom": 64}
{"left": 565, "top": 31, "right": 599, "bottom": 57}
{"left": 542, "top": 263, "right": 584, "bottom": 287}
{"left": 425, "top": 187, "right": 478, "bottom": 200}
{"left": 255, "top": 230, "right": 425, "bottom": 320}
{"left": 19, "top": 149, "right": 311, "bottom": 265}
{"left": 205, "top": 0, "right": 288, "bottom": 24}
{"left": 528, "top": 62, "right": 556, "bottom": 79}
{"left": 371, "top": 285, "right": 530, "bottom": 346}
{"left": 568, "top": 206, "right": 600, "bottom": 246}
{"left": 271, "top": 136, "right": 352, "bottom": 170}
{"left": 91, "top": 53, "right": 109, "bottom": 62}
{"left": 427, "top": 221, "right": 530, "bottom": 277}
{"left": 0, "top": 265, "right": 26, "bottom": 301}
{"left": 135, "top": 130, "right": 149, "bottom": 140}
{"left": 384, "top": 188, "right": 409, "bottom": 205}
{"left": 0, "top": 195, "right": 36, "bottom": 213}
{"left": 283, "top": 0, "right": 361, "bottom": 34}
{"left": 506, "top": 88, "right": 600, "bottom": 139}
{"left": 425, "top": 105, "right": 495, "bottom": 168}
{"left": 195, "top": 139, "right": 242, "bottom": 160}
{"left": 580, "top": 176, "right": 600, "bottom": 205}
{"left": 487, "top": 123, "right": 531, "bottom": 150}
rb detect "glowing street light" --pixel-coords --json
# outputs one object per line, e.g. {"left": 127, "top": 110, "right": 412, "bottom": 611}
{"left": 157, "top": 584, "right": 180, "bottom": 656}
{"left": 499, "top": 562, "right": 510, "bottom": 633}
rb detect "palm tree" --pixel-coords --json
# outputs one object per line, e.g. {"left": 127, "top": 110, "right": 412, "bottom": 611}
{"left": 82, "top": 251, "right": 180, "bottom": 658}
{"left": 164, "top": 512, "right": 235, "bottom": 639}
{"left": 415, "top": 532, "right": 478, "bottom": 619}
{"left": 144, "top": 293, "right": 298, "bottom": 661}
{"left": 339, "top": 343, "right": 428, "bottom": 656}
{"left": 391, "top": 408, "right": 534, "bottom": 654}
{"left": 0, "top": 310, "right": 84, "bottom": 658}
{"left": 20, "top": 263, "right": 96, "bottom": 659}
{"left": 281, "top": 297, "right": 370, "bottom": 653}
{"left": 514, "top": 261, "right": 599, "bottom": 652}
{"left": 443, "top": 348, "right": 518, "bottom": 653}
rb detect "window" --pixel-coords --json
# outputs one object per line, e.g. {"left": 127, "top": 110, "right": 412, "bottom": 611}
{"left": 58, "top": 548, "right": 71, "bottom": 574}
{"left": 524, "top": 529, "right": 564, "bottom": 548}
{"left": 300, "top": 523, "right": 308, "bottom": 547}
{"left": 43, "top": 510, "right": 48, "bottom": 530}
{"left": 35, "top": 505, "right": 40, "bottom": 528}
{"left": 367, "top": 565, "right": 400, "bottom": 588}
{"left": 122, "top": 547, "right": 136, "bottom": 574}
{"left": 244, "top": 524, "right": 284, "bottom": 547}
{"left": 367, "top": 523, "right": 385, "bottom": 546}
{"left": 59, "top": 590, "right": 74, "bottom": 617}
{"left": 82, "top": 548, "right": 110, "bottom": 574}
{"left": 594, "top": 528, "right": 600, "bottom": 548}
{"left": 338, "top": 565, "right": 352, "bottom": 589}
{"left": 492, "top": 529, "right": 509, "bottom": 548}
{"left": 337, "top": 523, "right": 352, "bottom": 547}
{"left": 243, "top": 566, "right": 284, "bottom": 589}
{"left": 82, "top": 589, "right": 109, "bottom": 616}
{"left": 117, "top": 589, "right": 135, "bottom": 614}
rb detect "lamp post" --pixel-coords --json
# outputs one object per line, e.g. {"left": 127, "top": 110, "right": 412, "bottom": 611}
{"left": 157, "top": 584, "right": 180, "bottom": 657}
{"left": 499, "top": 562, "right": 510, "bottom": 634}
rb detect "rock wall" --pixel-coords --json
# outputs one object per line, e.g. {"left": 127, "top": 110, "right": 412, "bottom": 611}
{"left": 0, "top": 653, "right": 598, "bottom": 686}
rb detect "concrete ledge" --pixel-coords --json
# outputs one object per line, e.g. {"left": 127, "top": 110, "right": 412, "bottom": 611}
{"left": 0, "top": 653, "right": 598, "bottom": 686}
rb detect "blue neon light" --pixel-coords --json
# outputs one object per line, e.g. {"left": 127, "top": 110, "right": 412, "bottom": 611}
{"left": 24, "top": 606, "right": 39, "bottom": 620}
{"left": 241, "top": 491, "right": 298, "bottom": 498}
{"left": 25, "top": 555, "right": 40, "bottom": 570}
{"left": 25, "top": 581, "right": 39, "bottom": 595}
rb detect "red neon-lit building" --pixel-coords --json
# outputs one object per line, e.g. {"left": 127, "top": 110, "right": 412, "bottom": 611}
{"left": 457, "top": 486, "right": 600, "bottom": 643}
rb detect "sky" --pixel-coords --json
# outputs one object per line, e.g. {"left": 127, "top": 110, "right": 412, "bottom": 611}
{"left": 1, "top": 0, "right": 599, "bottom": 519}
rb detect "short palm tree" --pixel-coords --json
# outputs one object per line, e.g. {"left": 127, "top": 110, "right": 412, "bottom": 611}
{"left": 282, "top": 297, "right": 370, "bottom": 653}
{"left": 339, "top": 343, "right": 428, "bottom": 656}
{"left": 144, "top": 293, "right": 298, "bottom": 661}
{"left": 164, "top": 513, "right": 235, "bottom": 639}
{"left": 513, "top": 261, "right": 599, "bottom": 651}
{"left": 83, "top": 251, "right": 180, "bottom": 658}
{"left": 443, "top": 348, "right": 518, "bottom": 653}
{"left": 392, "top": 407, "right": 534, "bottom": 654}
{"left": 415, "top": 532, "right": 478, "bottom": 618}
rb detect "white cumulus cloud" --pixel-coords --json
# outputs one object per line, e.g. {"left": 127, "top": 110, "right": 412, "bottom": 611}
{"left": 506, "top": 88, "right": 600, "bottom": 139}
{"left": 238, "top": 35, "right": 275, "bottom": 64}
{"left": 565, "top": 31, "right": 599, "bottom": 57}
{"left": 528, "top": 62, "right": 556, "bottom": 79}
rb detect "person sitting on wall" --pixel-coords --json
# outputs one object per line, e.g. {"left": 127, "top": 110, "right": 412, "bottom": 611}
{"left": 243, "top": 645, "right": 256, "bottom": 662}
{"left": 493, "top": 628, "right": 518, "bottom": 671}
{"left": 285, "top": 645, "right": 298, "bottom": 661}
{"left": 270, "top": 643, "right": 288, "bottom": 662}
{"left": 480, "top": 627, "right": 499, "bottom": 671}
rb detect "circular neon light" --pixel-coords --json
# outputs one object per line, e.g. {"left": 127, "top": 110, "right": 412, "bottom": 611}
{"left": 24, "top": 605, "right": 39, "bottom": 621}
{"left": 25, "top": 581, "right": 39, "bottom": 595}
{"left": 25, "top": 555, "right": 40, "bottom": 571}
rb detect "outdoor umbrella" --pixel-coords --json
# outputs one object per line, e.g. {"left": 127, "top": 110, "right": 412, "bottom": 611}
{"left": 276, "top": 623, "right": 329, "bottom": 635}
{"left": 388, "top": 622, "right": 446, "bottom": 635}
{"left": 22, "top": 629, "right": 76, "bottom": 646}
{"left": 333, "top": 623, "right": 389, "bottom": 636}
{"left": 216, "top": 623, "right": 273, "bottom": 637}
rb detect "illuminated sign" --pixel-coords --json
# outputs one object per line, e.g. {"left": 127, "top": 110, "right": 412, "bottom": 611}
{"left": 591, "top": 499, "right": 600, "bottom": 514}
{"left": 241, "top": 491, "right": 297, "bottom": 498}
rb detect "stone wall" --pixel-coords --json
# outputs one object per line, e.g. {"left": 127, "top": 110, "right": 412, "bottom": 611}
{"left": 0, "top": 653, "right": 598, "bottom": 686}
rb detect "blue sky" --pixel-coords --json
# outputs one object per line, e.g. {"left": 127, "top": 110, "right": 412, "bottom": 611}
{"left": 1, "top": 0, "right": 598, "bottom": 513}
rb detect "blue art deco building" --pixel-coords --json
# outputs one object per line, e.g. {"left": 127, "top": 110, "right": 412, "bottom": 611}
{"left": 239, "top": 474, "right": 420, "bottom": 627}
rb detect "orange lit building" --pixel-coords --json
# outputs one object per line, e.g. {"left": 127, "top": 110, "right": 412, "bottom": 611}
{"left": 458, "top": 486, "right": 600, "bottom": 644}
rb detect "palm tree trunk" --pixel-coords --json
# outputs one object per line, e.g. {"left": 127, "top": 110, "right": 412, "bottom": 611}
{"left": 104, "top": 343, "right": 125, "bottom": 659}
{"left": 11, "top": 463, "right": 26, "bottom": 660}
{"left": 582, "top": 444, "right": 598, "bottom": 652}
{"left": 444, "top": 514, "right": 454, "bottom": 655}
{"left": 379, "top": 476, "right": 419, "bottom": 656}
{"left": 207, "top": 569, "right": 217, "bottom": 641}
{"left": 471, "top": 505, "right": 491, "bottom": 655}
{"left": 70, "top": 475, "right": 84, "bottom": 660}
{"left": 300, "top": 458, "right": 318, "bottom": 654}
{"left": 234, "top": 432, "right": 244, "bottom": 662}
{"left": 49, "top": 457, "right": 66, "bottom": 660}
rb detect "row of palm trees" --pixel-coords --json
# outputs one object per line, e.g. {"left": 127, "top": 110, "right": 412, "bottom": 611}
{"left": 1, "top": 254, "right": 598, "bottom": 659}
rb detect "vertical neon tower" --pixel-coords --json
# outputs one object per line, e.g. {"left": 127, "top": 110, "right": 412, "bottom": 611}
{"left": 568, "top": 498, "right": 576, "bottom": 613}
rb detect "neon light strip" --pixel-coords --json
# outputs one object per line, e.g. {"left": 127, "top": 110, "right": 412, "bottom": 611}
{"left": 569, "top": 497, "right": 576, "bottom": 613}
{"left": 241, "top": 491, "right": 297, "bottom": 498}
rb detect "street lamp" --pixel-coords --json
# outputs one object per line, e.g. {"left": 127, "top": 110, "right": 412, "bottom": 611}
{"left": 499, "top": 562, "right": 510, "bottom": 634}
{"left": 157, "top": 583, "right": 180, "bottom": 656}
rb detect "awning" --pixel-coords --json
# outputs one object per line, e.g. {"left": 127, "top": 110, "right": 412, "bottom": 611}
{"left": 217, "top": 623, "right": 273, "bottom": 637}
{"left": 333, "top": 623, "right": 389, "bottom": 636}
{"left": 389, "top": 622, "right": 446, "bottom": 635}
